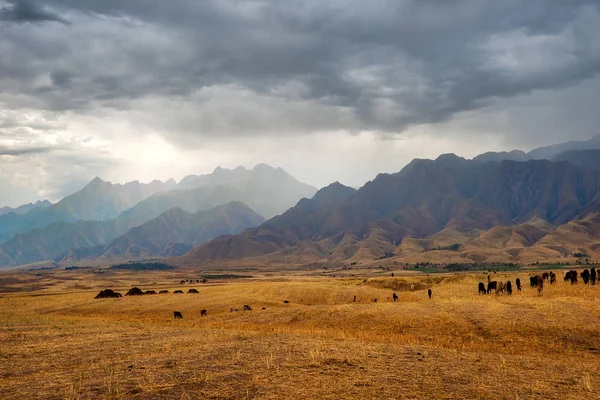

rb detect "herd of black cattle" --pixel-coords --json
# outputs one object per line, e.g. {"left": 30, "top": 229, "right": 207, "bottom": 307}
{"left": 478, "top": 268, "right": 598, "bottom": 296}
{"left": 93, "top": 268, "right": 597, "bottom": 320}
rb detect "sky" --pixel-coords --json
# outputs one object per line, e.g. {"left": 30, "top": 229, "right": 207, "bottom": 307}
{"left": 1, "top": 0, "right": 600, "bottom": 207}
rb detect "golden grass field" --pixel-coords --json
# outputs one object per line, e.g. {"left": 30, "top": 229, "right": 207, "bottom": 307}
{"left": 1, "top": 266, "right": 600, "bottom": 399}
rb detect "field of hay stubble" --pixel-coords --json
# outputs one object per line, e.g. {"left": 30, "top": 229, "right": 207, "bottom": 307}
{"left": 1, "top": 267, "right": 600, "bottom": 399}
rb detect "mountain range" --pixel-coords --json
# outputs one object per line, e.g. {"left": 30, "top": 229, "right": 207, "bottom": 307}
{"left": 0, "top": 165, "right": 316, "bottom": 267}
{"left": 180, "top": 154, "right": 600, "bottom": 267}
{"left": 2, "top": 137, "right": 600, "bottom": 270}
{"left": 473, "top": 136, "right": 600, "bottom": 163}
{"left": 0, "top": 178, "right": 176, "bottom": 243}
{"left": 57, "top": 202, "right": 264, "bottom": 265}
{"left": 0, "top": 200, "right": 52, "bottom": 216}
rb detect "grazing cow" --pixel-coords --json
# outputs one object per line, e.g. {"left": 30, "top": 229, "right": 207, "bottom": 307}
{"left": 569, "top": 270, "right": 578, "bottom": 284}
{"left": 581, "top": 269, "right": 590, "bottom": 285}
{"left": 229, "top": 308, "right": 239, "bottom": 312}
{"left": 243, "top": 304, "right": 252, "bottom": 311}
{"left": 283, "top": 300, "right": 290, "bottom": 304}
{"left": 187, "top": 288, "right": 199, "bottom": 294}
{"left": 200, "top": 309, "right": 207, "bottom": 317}
{"left": 428, "top": 289, "right": 432, "bottom": 299}
{"left": 392, "top": 293, "right": 398, "bottom": 302}
{"left": 145, "top": 290, "right": 157, "bottom": 295}
{"left": 495, "top": 281, "right": 506, "bottom": 295}
{"left": 549, "top": 272, "right": 557, "bottom": 285}
{"left": 591, "top": 268, "right": 597, "bottom": 285}
{"left": 373, "top": 298, "right": 378, "bottom": 303}
{"left": 478, "top": 282, "right": 487, "bottom": 295}
{"left": 530, "top": 275, "right": 544, "bottom": 295}
{"left": 530, "top": 275, "right": 543, "bottom": 288}
{"left": 506, "top": 281, "right": 513, "bottom": 295}
{"left": 542, "top": 272, "right": 549, "bottom": 282}
{"left": 515, "top": 278, "right": 522, "bottom": 291}
{"left": 173, "top": 311, "right": 183, "bottom": 319}
{"left": 159, "top": 290, "right": 169, "bottom": 294}
{"left": 487, "top": 281, "right": 497, "bottom": 294}
{"left": 173, "top": 290, "right": 184, "bottom": 294}
{"left": 261, "top": 307, "right": 266, "bottom": 310}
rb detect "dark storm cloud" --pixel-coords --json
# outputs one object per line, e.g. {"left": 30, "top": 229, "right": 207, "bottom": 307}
{"left": 0, "top": 0, "right": 67, "bottom": 23}
{"left": 1, "top": 0, "right": 599, "bottom": 137}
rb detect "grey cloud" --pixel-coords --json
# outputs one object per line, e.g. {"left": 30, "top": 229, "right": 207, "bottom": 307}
{"left": 0, "top": 0, "right": 67, "bottom": 23}
{"left": 0, "top": 145, "right": 53, "bottom": 155}
{"left": 0, "top": 0, "right": 599, "bottom": 139}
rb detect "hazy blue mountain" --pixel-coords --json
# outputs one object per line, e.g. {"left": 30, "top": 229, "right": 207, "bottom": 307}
{"left": 0, "top": 184, "right": 262, "bottom": 267}
{"left": 57, "top": 202, "right": 264, "bottom": 265}
{"left": 177, "top": 164, "right": 317, "bottom": 218}
{"left": 552, "top": 149, "right": 600, "bottom": 171}
{"left": 0, "top": 200, "right": 51, "bottom": 216}
{"left": 0, "top": 178, "right": 175, "bottom": 243}
{"left": 473, "top": 135, "right": 600, "bottom": 163}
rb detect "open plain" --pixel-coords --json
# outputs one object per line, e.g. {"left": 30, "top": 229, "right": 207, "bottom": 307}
{"left": 1, "top": 267, "right": 600, "bottom": 399}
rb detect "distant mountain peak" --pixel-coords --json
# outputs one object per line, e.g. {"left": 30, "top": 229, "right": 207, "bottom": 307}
{"left": 310, "top": 182, "right": 356, "bottom": 208}
{"left": 252, "top": 163, "right": 277, "bottom": 172}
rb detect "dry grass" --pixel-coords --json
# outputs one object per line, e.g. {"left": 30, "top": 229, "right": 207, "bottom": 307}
{"left": 1, "top": 268, "right": 600, "bottom": 399}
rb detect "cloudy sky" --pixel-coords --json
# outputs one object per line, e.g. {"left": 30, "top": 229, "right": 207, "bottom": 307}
{"left": 1, "top": 0, "right": 599, "bottom": 207}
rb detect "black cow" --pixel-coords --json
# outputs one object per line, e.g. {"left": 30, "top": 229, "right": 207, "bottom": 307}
{"left": 564, "top": 270, "right": 578, "bottom": 284}
{"left": 581, "top": 269, "right": 590, "bottom": 285}
{"left": 487, "top": 281, "right": 497, "bottom": 294}
{"left": 159, "top": 290, "right": 169, "bottom": 294}
{"left": 392, "top": 292, "right": 398, "bottom": 302}
{"left": 515, "top": 278, "right": 522, "bottom": 291}
{"left": 173, "top": 311, "right": 183, "bottom": 319}
{"left": 428, "top": 289, "right": 432, "bottom": 299}
{"left": 530, "top": 275, "right": 544, "bottom": 295}
{"left": 591, "top": 268, "right": 597, "bottom": 285}
{"left": 542, "top": 272, "right": 549, "bottom": 282}
{"left": 187, "top": 288, "right": 199, "bottom": 294}
{"left": 549, "top": 272, "right": 556, "bottom": 285}
{"left": 506, "top": 281, "right": 513, "bottom": 295}
{"left": 530, "top": 275, "right": 543, "bottom": 288}
{"left": 478, "top": 282, "right": 487, "bottom": 295}
{"left": 243, "top": 304, "right": 252, "bottom": 311}
{"left": 200, "top": 309, "right": 207, "bottom": 317}
{"left": 174, "top": 290, "right": 184, "bottom": 294}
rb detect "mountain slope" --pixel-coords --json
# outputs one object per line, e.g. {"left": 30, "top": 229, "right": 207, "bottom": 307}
{"left": 0, "top": 178, "right": 174, "bottom": 243}
{"left": 58, "top": 202, "right": 264, "bottom": 265}
{"left": 552, "top": 150, "right": 600, "bottom": 171}
{"left": 181, "top": 157, "right": 600, "bottom": 266}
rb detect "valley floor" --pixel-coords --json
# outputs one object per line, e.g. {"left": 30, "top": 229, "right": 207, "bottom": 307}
{"left": 1, "top": 268, "right": 600, "bottom": 399}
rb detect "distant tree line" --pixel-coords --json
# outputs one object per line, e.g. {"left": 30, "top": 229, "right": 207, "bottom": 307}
{"left": 110, "top": 262, "right": 177, "bottom": 271}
